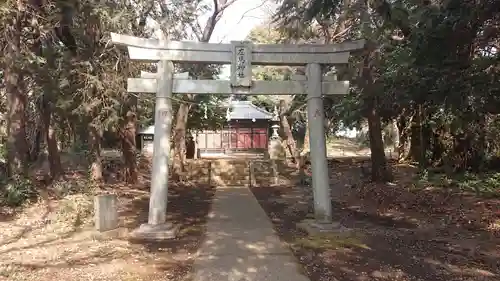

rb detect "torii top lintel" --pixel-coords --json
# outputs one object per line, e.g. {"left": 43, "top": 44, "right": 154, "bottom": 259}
{"left": 110, "top": 33, "right": 365, "bottom": 66}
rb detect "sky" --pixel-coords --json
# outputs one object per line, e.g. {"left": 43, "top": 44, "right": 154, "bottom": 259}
{"left": 198, "top": 0, "right": 277, "bottom": 78}
{"left": 205, "top": 0, "right": 276, "bottom": 43}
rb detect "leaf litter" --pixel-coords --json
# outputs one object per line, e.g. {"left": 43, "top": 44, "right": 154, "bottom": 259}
{"left": 0, "top": 156, "right": 214, "bottom": 281}
{"left": 251, "top": 155, "right": 499, "bottom": 281}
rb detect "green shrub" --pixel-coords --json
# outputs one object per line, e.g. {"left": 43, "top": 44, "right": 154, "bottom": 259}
{"left": 69, "top": 140, "right": 90, "bottom": 156}
{"left": 0, "top": 144, "right": 6, "bottom": 162}
{"left": 1, "top": 176, "right": 38, "bottom": 207}
{"left": 457, "top": 172, "right": 500, "bottom": 196}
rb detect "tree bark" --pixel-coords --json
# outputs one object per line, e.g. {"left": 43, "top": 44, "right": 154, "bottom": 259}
{"left": 6, "top": 78, "right": 28, "bottom": 178}
{"left": 279, "top": 99, "right": 299, "bottom": 164}
{"left": 121, "top": 111, "right": 138, "bottom": 184}
{"left": 41, "top": 99, "right": 62, "bottom": 179}
{"left": 302, "top": 119, "right": 310, "bottom": 155}
{"left": 28, "top": 0, "right": 63, "bottom": 180}
{"left": 40, "top": 41, "right": 63, "bottom": 180}
{"left": 118, "top": 0, "right": 151, "bottom": 184}
{"left": 5, "top": 2, "right": 28, "bottom": 178}
{"left": 297, "top": 116, "right": 311, "bottom": 181}
{"left": 173, "top": 103, "right": 190, "bottom": 180}
{"left": 28, "top": 126, "right": 42, "bottom": 162}
{"left": 46, "top": 123, "right": 62, "bottom": 179}
{"left": 391, "top": 118, "right": 399, "bottom": 156}
{"left": 88, "top": 124, "right": 103, "bottom": 182}
{"left": 408, "top": 107, "right": 424, "bottom": 165}
{"left": 171, "top": 0, "right": 237, "bottom": 180}
{"left": 397, "top": 115, "right": 411, "bottom": 161}
{"left": 361, "top": 47, "right": 393, "bottom": 182}
{"left": 366, "top": 103, "right": 392, "bottom": 182}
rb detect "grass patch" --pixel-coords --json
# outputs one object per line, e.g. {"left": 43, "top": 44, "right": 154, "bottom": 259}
{"left": 455, "top": 172, "right": 500, "bottom": 197}
{"left": 294, "top": 232, "right": 370, "bottom": 251}
{"left": 421, "top": 171, "right": 500, "bottom": 197}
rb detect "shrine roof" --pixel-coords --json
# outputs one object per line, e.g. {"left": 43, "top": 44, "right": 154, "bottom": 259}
{"left": 228, "top": 100, "right": 273, "bottom": 120}
{"left": 138, "top": 100, "right": 272, "bottom": 135}
{"left": 139, "top": 125, "right": 155, "bottom": 135}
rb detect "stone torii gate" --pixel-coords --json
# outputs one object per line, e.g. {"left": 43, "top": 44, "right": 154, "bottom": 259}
{"left": 111, "top": 33, "right": 364, "bottom": 239}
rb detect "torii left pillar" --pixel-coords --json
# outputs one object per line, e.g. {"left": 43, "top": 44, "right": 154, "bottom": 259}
{"left": 130, "top": 60, "right": 178, "bottom": 240}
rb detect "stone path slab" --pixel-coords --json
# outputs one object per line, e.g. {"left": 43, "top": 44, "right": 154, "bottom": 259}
{"left": 192, "top": 186, "right": 310, "bottom": 281}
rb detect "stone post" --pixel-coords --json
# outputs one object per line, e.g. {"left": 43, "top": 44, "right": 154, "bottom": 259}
{"left": 94, "top": 194, "right": 118, "bottom": 232}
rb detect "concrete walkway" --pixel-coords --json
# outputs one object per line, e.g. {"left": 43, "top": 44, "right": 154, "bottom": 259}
{"left": 192, "top": 186, "right": 310, "bottom": 281}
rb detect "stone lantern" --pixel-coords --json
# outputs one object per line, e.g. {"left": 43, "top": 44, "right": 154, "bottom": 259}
{"left": 271, "top": 106, "right": 280, "bottom": 139}
{"left": 268, "top": 105, "right": 286, "bottom": 160}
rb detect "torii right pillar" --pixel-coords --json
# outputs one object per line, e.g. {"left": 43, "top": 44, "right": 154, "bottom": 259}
{"left": 306, "top": 63, "right": 332, "bottom": 223}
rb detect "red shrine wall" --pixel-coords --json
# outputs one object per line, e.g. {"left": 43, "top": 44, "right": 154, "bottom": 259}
{"left": 196, "top": 120, "right": 269, "bottom": 151}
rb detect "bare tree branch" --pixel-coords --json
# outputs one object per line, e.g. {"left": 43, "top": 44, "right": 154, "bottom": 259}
{"left": 219, "top": 0, "right": 239, "bottom": 11}
{"left": 330, "top": 0, "right": 351, "bottom": 39}
{"left": 218, "top": 0, "right": 269, "bottom": 43}
{"left": 189, "top": 21, "right": 202, "bottom": 41}
{"left": 213, "top": 0, "right": 220, "bottom": 14}
{"left": 331, "top": 26, "right": 352, "bottom": 41}
{"left": 199, "top": 0, "right": 240, "bottom": 42}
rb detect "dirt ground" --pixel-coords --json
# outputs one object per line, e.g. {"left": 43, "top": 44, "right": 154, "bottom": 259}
{"left": 1, "top": 148, "right": 499, "bottom": 281}
{"left": 251, "top": 157, "right": 499, "bottom": 281}
{"left": 0, "top": 174, "right": 214, "bottom": 281}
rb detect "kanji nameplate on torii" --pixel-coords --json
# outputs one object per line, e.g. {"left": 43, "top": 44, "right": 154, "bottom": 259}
{"left": 230, "top": 41, "right": 252, "bottom": 88}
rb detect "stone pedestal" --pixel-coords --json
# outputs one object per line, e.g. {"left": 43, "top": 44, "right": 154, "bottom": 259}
{"left": 94, "top": 194, "right": 119, "bottom": 232}
{"left": 249, "top": 161, "right": 256, "bottom": 187}
{"left": 129, "top": 222, "right": 179, "bottom": 241}
{"left": 268, "top": 138, "right": 286, "bottom": 160}
{"left": 268, "top": 137, "right": 285, "bottom": 186}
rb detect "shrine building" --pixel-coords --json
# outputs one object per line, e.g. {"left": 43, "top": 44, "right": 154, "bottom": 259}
{"left": 137, "top": 100, "right": 273, "bottom": 158}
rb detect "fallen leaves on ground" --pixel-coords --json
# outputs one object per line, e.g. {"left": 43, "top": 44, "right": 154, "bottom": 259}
{"left": 252, "top": 157, "right": 500, "bottom": 281}
{"left": 0, "top": 156, "right": 213, "bottom": 281}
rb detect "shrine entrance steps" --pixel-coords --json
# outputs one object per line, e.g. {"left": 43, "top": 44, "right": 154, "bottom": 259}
{"left": 197, "top": 150, "right": 266, "bottom": 160}
{"left": 178, "top": 159, "right": 301, "bottom": 187}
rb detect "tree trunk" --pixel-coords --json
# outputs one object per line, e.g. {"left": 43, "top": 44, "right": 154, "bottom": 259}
{"left": 5, "top": 4, "right": 28, "bottom": 178}
{"left": 361, "top": 48, "right": 393, "bottom": 182}
{"left": 397, "top": 115, "right": 412, "bottom": 161}
{"left": 121, "top": 112, "right": 138, "bottom": 184}
{"left": 88, "top": 124, "right": 103, "bottom": 182}
{"left": 173, "top": 103, "right": 190, "bottom": 180}
{"left": 279, "top": 99, "right": 299, "bottom": 164}
{"left": 46, "top": 123, "right": 62, "bottom": 179}
{"left": 409, "top": 108, "right": 424, "bottom": 165}
{"left": 40, "top": 40, "right": 62, "bottom": 180}
{"left": 41, "top": 102, "right": 62, "bottom": 179}
{"left": 367, "top": 104, "right": 392, "bottom": 182}
{"left": 6, "top": 78, "right": 28, "bottom": 178}
{"left": 297, "top": 117, "right": 311, "bottom": 181}
{"left": 476, "top": 114, "right": 487, "bottom": 170}
{"left": 28, "top": 127, "right": 43, "bottom": 162}
{"left": 302, "top": 119, "right": 310, "bottom": 155}
{"left": 171, "top": 0, "right": 237, "bottom": 180}
{"left": 391, "top": 118, "right": 399, "bottom": 156}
